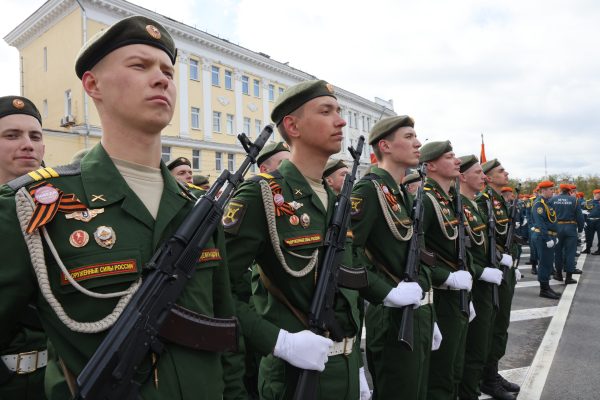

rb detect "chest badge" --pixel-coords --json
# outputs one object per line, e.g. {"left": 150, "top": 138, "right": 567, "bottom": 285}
{"left": 273, "top": 193, "right": 285, "bottom": 206}
{"left": 34, "top": 185, "right": 59, "bottom": 204}
{"left": 300, "top": 213, "right": 311, "bottom": 228}
{"left": 289, "top": 215, "right": 300, "bottom": 226}
{"left": 65, "top": 208, "right": 105, "bottom": 223}
{"left": 289, "top": 201, "right": 303, "bottom": 210}
{"left": 91, "top": 194, "right": 107, "bottom": 202}
{"left": 69, "top": 230, "right": 89, "bottom": 248}
{"left": 94, "top": 226, "right": 116, "bottom": 249}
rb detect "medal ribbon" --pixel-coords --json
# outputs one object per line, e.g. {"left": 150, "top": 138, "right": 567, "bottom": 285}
{"left": 384, "top": 191, "right": 398, "bottom": 210}
{"left": 26, "top": 182, "right": 88, "bottom": 233}
{"left": 269, "top": 181, "right": 295, "bottom": 217}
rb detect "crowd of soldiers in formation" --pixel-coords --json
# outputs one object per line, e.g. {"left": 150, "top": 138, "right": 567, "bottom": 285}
{"left": 2, "top": 13, "right": 600, "bottom": 400}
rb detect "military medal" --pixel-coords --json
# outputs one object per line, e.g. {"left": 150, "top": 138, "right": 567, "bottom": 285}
{"left": 69, "top": 230, "right": 89, "bottom": 248}
{"left": 273, "top": 193, "right": 285, "bottom": 206}
{"left": 300, "top": 213, "right": 310, "bottom": 228}
{"left": 65, "top": 208, "right": 104, "bottom": 222}
{"left": 289, "top": 215, "right": 300, "bottom": 226}
{"left": 442, "top": 208, "right": 450, "bottom": 215}
{"left": 382, "top": 186, "right": 390, "bottom": 194}
{"left": 94, "top": 226, "right": 116, "bottom": 249}
{"left": 392, "top": 204, "right": 399, "bottom": 212}
{"left": 35, "top": 186, "right": 59, "bottom": 204}
{"left": 289, "top": 201, "right": 303, "bottom": 210}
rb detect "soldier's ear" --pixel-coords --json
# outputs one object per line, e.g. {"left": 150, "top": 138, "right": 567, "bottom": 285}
{"left": 282, "top": 115, "right": 300, "bottom": 140}
{"left": 82, "top": 71, "right": 101, "bottom": 100}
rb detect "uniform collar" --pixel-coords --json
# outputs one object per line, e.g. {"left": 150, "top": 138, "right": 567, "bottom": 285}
{"left": 425, "top": 177, "right": 451, "bottom": 201}
{"left": 277, "top": 159, "right": 334, "bottom": 214}
{"left": 370, "top": 167, "right": 401, "bottom": 196}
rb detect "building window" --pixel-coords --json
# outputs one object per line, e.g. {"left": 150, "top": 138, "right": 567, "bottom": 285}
{"left": 64, "top": 89, "right": 72, "bottom": 116}
{"left": 215, "top": 152, "right": 222, "bottom": 171}
{"left": 192, "top": 149, "right": 200, "bottom": 170}
{"left": 268, "top": 84, "right": 274, "bottom": 101}
{"left": 213, "top": 111, "right": 221, "bottom": 132}
{"left": 225, "top": 70, "right": 232, "bottom": 90}
{"left": 226, "top": 114, "right": 234, "bottom": 135}
{"left": 278, "top": 87, "right": 284, "bottom": 97}
{"left": 255, "top": 119, "right": 262, "bottom": 136}
{"left": 191, "top": 107, "right": 200, "bottom": 129}
{"left": 228, "top": 153, "right": 235, "bottom": 171}
{"left": 161, "top": 146, "right": 171, "bottom": 163}
{"left": 43, "top": 47, "right": 47, "bottom": 72}
{"left": 42, "top": 99, "right": 48, "bottom": 118}
{"left": 211, "top": 66, "right": 220, "bottom": 86}
{"left": 242, "top": 76, "right": 249, "bottom": 95}
{"left": 189, "top": 59, "right": 199, "bottom": 80}
{"left": 253, "top": 79, "right": 260, "bottom": 97}
{"left": 243, "top": 117, "right": 251, "bottom": 136}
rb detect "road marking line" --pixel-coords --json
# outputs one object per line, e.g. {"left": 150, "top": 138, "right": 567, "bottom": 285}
{"left": 518, "top": 254, "right": 587, "bottom": 399}
{"left": 510, "top": 306, "right": 556, "bottom": 322}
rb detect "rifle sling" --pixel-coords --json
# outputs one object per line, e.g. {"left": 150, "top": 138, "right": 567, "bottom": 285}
{"left": 430, "top": 251, "right": 460, "bottom": 271}
{"left": 158, "top": 304, "right": 239, "bottom": 353}
{"left": 364, "top": 248, "right": 401, "bottom": 285}
{"left": 257, "top": 266, "right": 309, "bottom": 329}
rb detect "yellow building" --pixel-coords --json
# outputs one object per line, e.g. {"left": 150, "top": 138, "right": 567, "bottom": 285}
{"left": 4, "top": 0, "right": 395, "bottom": 178}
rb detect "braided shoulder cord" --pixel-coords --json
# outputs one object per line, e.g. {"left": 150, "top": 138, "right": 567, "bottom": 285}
{"left": 426, "top": 192, "right": 458, "bottom": 240}
{"left": 15, "top": 188, "right": 141, "bottom": 333}
{"left": 258, "top": 180, "right": 318, "bottom": 278}
{"left": 372, "top": 180, "right": 413, "bottom": 241}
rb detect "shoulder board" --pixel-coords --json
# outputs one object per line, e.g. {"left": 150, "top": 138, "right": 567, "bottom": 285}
{"left": 6, "top": 163, "right": 81, "bottom": 191}
{"left": 249, "top": 170, "right": 282, "bottom": 182}
{"left": 186, "top": 183, "right": 204, "bottom": 191}
{"left": 424, "top": 187, "right": 432, "bottom": 191}
{"left": 177, "top": 181, "right": 197, "bottom": 200}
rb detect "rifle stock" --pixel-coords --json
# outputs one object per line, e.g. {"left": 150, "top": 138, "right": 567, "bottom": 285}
{"left": 292, "top": 136, "right": 365, "bottom": 400}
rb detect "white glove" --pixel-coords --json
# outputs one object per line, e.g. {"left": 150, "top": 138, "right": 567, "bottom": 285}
{"left": 516, "top": 222, "right": 521, "bottom": 229}
{"left": 546, "top": 239, "right": 555, "bottom": 248}
{"left": 444, "top": 270, "right": 473, "bottom": 291}
{"left": 359, "top": 367, "right": 372, "bottom": 400}
{"left": 555, "top": 238, "right": 559, "bottom": 245}
{"left": 583, "top": 210, "right": 590, "bottom": 216}
{"left": 500, "top": 253, "right": 513, "bottom": 267}
{"left": 515, "top": 269, "right": 522, "bottom": 281}
{"left": 479, "top": 267, "right": 503, "bottom": 285}
{"left": 584, "top": 222, "right": 588, "bottom": 229}
{"left": 468, "top": 301, "right": 476, "bottom": 322}
{"left": 273, "top": 329, "right": 333, "bottom": 371}
{"left": 383, "top": 281, "right": 423, "bottom": 309}
{"left": 523, "top": 217, "right": 528, "bottom": 225}
{"left": 432, "top": 322, "right": 442, "bottom": 350}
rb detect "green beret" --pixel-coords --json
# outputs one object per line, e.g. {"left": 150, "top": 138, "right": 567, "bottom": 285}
{"left": 481, "top": 158, "right": 501, "bottom": 174}
{"left": 459, "top": 155, "right": 479, "bottom": 173}
{"left": 167, "top": 157, "right": 191, "bottom": 170}
{"left": 323, "top": 159, "right": 347, "bottom": 178}
{"left": 271, "top": 80, "right": 336, "bottom": 125}
{"left": 419, "top": 140, "right": 452, "bottom": 163}
{"left": 256, "top": 141, "right": 290, "bottom": 166}
{"left": 0, "top": 96, "right": 41, "bottom": 125}
{"left": 192, "top": 175, "right": 209, "bottom": 186}
{"left": 75, "top": 16, "right": 177, "bottom": 79}
{"left": 368, "top": 115, "right": 414, "bottom": 145}
{"left": 402, "top": 172, "right": 421, "bottom": 185}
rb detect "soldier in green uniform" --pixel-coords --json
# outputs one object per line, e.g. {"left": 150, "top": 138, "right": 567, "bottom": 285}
{"left": 351, "top": 115, "right": 435, "bottom": 400}
{"left": 0, "top": 96, "right": 48, "bottom": 399}
{"left": 323, "top": 159, "right": 348, "bottom": 195}
{"left": 167, "top": 156, "right": 193, "bottom": 184}
{"left": 402, "top": 171, "right": 421, "bottom": 196}
{"left": 257, "top": 141, "right": 290, "bottom": 174}
{"left": 456, "top": 155, "right": 504, "bottom": 400}
{"left": 223, "top": 80, "right": 396, "bottom": 400}
{"left": 420, "top": 141, "right": 473, "bottom": 400}
{"left": 477, "top": 159, "right": 520, "bottom": 400}
{"left": 0, "top": 16, "right": 239, "bottom": 399}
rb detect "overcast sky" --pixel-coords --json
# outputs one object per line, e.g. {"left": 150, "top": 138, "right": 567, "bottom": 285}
{"left": 2, "top": 0, "right": 598, "bottom": 180}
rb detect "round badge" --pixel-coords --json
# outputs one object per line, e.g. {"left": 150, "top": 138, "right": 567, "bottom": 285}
{"left": 382, "top": 186, "right": 390, "bottom": 194}
{"left": 69, "top": 230, "right": 89, "bottom": 248}
{"left": 12, "top": 99, "right": 25, "bottom": 109}
{"left": 95, "top": 226, "right": 112, "bottom": 241}
{"left": 146, "top": 24, "right": 161, "bottom": 39}
{"left": 94, "top": 226, "right": 116, "bottom": 249}
{"left": 300, "top": 213, "right": 310, "bottom": 228}
{"left": 392, "top": 204, "right": 399, "bottom": 212}
{"left": 273, "top": 193, "right": 285, "bottom": 206}
{"left": 35, "top": 186, "right": 59, "bottom": 204}
{"left": 289, "top": 215, "right": 300, "bottom": 226}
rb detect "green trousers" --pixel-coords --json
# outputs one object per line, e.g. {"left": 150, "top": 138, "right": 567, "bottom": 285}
{"left": 427, "top": 289, "right": 469, "bottom": 400}
{"left": 458, "top": 281, "right": 497, "bottom": 399}
{"left": 258, "top": 348, "right": 360, "bottom": 400}
{"left": 487, "top": 267, "right": 516, "bottom": 364}
{"left": 366, "top": 303, "right": 434, "bottom": 400}
{"left": 0, "top": 368, "right": 47, "bottom": 400}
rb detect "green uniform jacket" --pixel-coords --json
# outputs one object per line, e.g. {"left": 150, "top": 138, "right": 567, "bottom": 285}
{"left": 223, "top": 160, "right": 389, "bottom": 354}
{"left": 462, "top": 194, "right": 489, "bottom": 278}
{"left": 0, "top": 144, "right": 237, "bottom": 400}
{"left": 476, "top": 187, "right": 510, "bottom": 252}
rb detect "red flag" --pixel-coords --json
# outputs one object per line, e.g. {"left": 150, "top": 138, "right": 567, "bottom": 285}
{"left": 370, "top": 152, "right": 377, "bottom": 164}
{"left": 480, "top": 134, "right": 487, "bottom": 163}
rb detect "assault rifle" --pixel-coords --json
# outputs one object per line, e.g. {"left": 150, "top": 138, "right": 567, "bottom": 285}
{"left": 397, "top": 163, "right": 427, "bottom": 350}
{"left": 504, "top": 183, "right": 523, "bottom": 256}
{"left": 454, "top": 179, "right": 470, "bottom": 317}
{"left": 485, "top": 189, "right": 500, "bottom": 310}
{"left": 292, "top": 136, "right": 368, "bottom": 400}
{"left": 75, "top": 125, "right": 273, "bottom": 400}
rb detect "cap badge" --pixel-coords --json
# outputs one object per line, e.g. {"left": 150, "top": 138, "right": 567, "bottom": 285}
{"left": 146, "top": 25, "right": 161, "bottom": 39}
{"left": 12, "top": 99, "right": 25, "bottom": 109}
{"left": 325, "top": 83, "right": 335, "bottom": 94}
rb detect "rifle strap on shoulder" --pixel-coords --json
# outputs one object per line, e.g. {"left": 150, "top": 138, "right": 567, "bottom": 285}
{"left": 257, "top": 266, "right": 309, "bottom": 328}
{"left": 364, "top": 249, "right": 401, "bottom": 285}
{"left": 431, "top": 251, "right": 460, "bottom": 271}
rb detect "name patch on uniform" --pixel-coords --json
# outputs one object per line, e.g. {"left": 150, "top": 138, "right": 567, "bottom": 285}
{"left": 61, "top": 260, "right": 137, "bottom": 285}
{"left": 199, "top": 248, "right": 221, "bottom": 262}
{"left": 222, "top": 200, "right": 247, "bottom": 235}
{"left": 284, "top": 234, "right": 322, "bottom": 247}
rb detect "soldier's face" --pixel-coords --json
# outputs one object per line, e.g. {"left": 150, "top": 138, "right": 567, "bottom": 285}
{"left": 326, "top": 167, "right": 349, "bottom": 194}
{"left": 594, "top": 193, "right": 600, "bottom": 200}
{"left": 170, "top": 164, "right": 192, "bottom": 183}
{"left": 381, "top": 126, "right": 421, "bottom": 167}
{"left": 87, "top": 44, "right": 176, "bottom": 134}
{"left": 461, "top": 163, "right": 486, "bottom": 192}
{"left": 0, "top": 114, "right": 44, "bottom": 183}
{"left": 540, "top": 187, "right": 553, "bottom": 199}
{"left": 293, "top": 96, "right": 346, "bottom": 156}
{"left": 488, "top": 165, "right": 509, "bottom": 186}
{"left": 260, "top": 151, "right": 290, "bottom": 173}
{"left": 429, "top": 151, "right": 460, "bottom": 179}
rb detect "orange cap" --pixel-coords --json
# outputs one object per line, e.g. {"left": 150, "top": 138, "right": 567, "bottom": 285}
{"left": 593, "top": 189, "right": 600, "bottom": 195}
{"left": 501, "top": 186, "right": 513, "bottom": 193}
{"left": 538, "top": 180, "right": 555, "bottom": 189}
{"left": 577, "top": 191, "right": 585, "bottom": 198}
{"left": 559, "top": 183, "right": 571, "bottom": 191}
